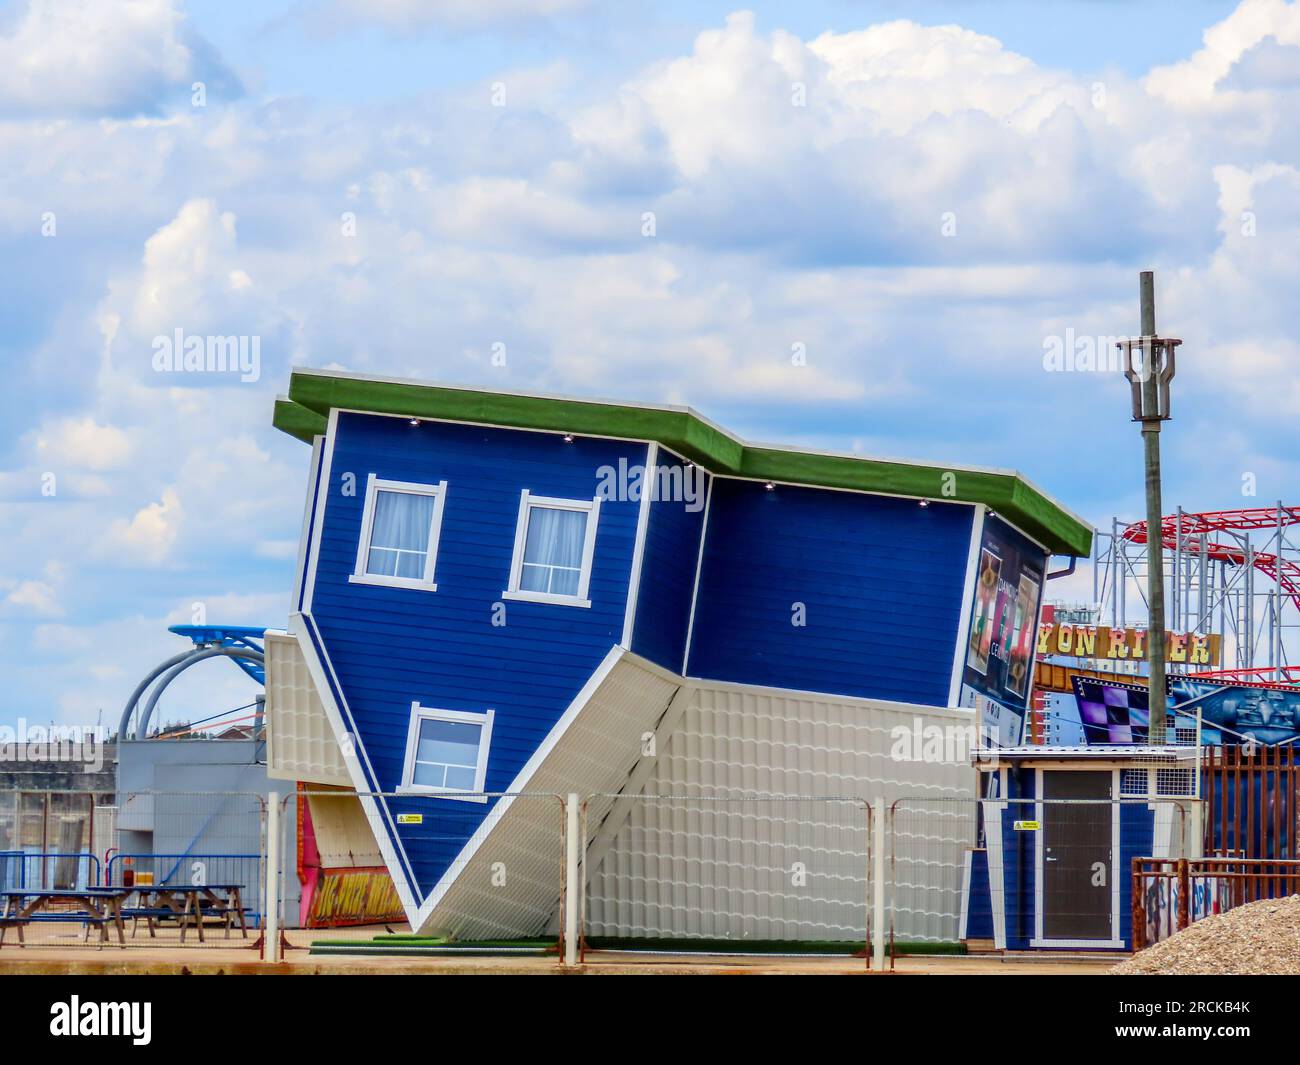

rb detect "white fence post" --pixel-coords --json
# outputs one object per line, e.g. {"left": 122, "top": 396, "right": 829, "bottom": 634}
{"left": 266, "top": 792, "right": 282, "bottom": 963}
{"left": 873, "top": 796, "right": 885, "bottom": 970}
{"left": 564, "top": 793, "right": 580, "bottom": 966}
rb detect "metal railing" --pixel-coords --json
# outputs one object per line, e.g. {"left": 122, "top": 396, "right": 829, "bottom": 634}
{"left": 0, "top": 851, "right": 102, "bottom": 891}
{"left": 1131, "top": 856, "right": 1300, "bottom": 950}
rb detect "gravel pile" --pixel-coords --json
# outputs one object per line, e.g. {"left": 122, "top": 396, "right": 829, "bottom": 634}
{"left": 1114, "top": 894, "right": 1300, "bottom": 975}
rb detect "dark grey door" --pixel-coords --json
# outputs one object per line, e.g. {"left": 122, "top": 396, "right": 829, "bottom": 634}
{"left": 1042, "top": 771, "right": 1112, "bottom": 940}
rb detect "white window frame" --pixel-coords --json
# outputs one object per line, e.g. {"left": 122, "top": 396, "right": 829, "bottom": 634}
{"left": 397, "top": 703, "right": 494, "bottom": 802}
{"left": 349, "top": 474, "right": 448, "bottom": 592}
{"left": 502, "top": 490, "right": 601, "bottom": 608}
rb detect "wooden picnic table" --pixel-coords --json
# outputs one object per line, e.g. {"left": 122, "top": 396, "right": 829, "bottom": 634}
{"left": 129, "top": 883, "right": 249, "bottom": 942}
{"left": 0, "top": 887, "right": 132, "bottom": 948}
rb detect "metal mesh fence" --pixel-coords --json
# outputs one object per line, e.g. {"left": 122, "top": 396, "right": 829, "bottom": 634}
{"left": 0, "top": 786, "right": 1209, "bottom": 960}
{"left": 277, "top": 790, "right": 566, "bottom": 952}
{"left": 0, "top": 791, "right": 264, "bottom": 951}
{"left": 888, "top": 796, "right": 1194, "bottom": 959}
{"left": 582, "top": 794, "right": 873, "bottom": 954}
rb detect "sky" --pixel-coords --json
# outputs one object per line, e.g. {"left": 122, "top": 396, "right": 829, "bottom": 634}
{"left": 0, "top": 0, "right": 1297, "bottom": 732}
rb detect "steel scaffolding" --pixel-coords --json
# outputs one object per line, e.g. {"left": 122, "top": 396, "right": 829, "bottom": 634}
{"left": 1087, "top": 503, "right": 1300, "bottom": 683}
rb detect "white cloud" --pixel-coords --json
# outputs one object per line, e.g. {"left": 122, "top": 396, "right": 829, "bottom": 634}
{"left": 27, "top": 417, "right": 134, "bottom": 471}
{"left": 101, "top": 487, "right": 183, "bottom": 561}
{"left": 315, "top": 0, "right": 588, "bottom": 31}
{"left": 1146, "top": 0, "right": 1300, "bottom": 102}
{"left": 5, "top": 1, "right": 1300, "bottom": 728}
{"left": 0, "top": 0, "right": 240, "bottom": 117}
{"left": 4, "top": 580, "right": 62, "bottom": 617}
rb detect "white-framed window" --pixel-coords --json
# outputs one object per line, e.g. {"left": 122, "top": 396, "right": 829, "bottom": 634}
{"left": 502, "top": 491, "right": 601, "bottom": 608}
{"left": 350, "top": 474, "right": 448, "bottom": 592}
{"left": 398, "top": 703, "right": 493, "bottom": 801}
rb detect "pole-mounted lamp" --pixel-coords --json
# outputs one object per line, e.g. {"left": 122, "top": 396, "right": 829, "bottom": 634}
{"left": 1116, "top": 271, "right": 1180, "bottom": 745}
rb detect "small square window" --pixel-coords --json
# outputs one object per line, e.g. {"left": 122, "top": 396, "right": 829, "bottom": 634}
{"left": 399, "top": 704, "right": 493, "bottom": 801}
{"left": 503, "top": 491, "right": 600, "bottom": 607}
{"left": 1120, "top": 768, "right": 1149, "bottom": 796}
{"left": 350, "top": 475, "right": 447, "bottom": 592}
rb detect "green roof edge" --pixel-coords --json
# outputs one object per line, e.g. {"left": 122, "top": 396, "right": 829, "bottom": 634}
{"left": 274, "top": 397, "right": 327, "bottom": 442}
{"left": 273, "top": 370, "right": 1092, "bottom": 557}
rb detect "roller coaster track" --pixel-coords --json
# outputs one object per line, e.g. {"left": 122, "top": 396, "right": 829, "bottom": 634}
{"left": 1122, "top": 507, "right": 1300, "bottom": 686}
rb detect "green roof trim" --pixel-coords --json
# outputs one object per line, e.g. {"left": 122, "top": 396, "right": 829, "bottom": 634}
{"left": 274, "top": 397, "right": 328, "bottom": 442}
{"left": 273, "top": 369, "right": 1092, "bottom": 556}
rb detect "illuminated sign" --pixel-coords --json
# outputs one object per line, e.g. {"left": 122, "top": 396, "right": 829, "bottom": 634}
{"left": 1037, "top": 623, "right": 1220, "bottom": 666}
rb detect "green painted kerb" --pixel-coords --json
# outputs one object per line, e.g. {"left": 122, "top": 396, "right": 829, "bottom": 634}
{"left": 273, "top": 370, "right": 1091, "bottom": 556}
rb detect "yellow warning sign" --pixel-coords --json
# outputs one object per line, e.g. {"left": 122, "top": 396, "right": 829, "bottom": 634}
{"left": 1013, "top": 820, "right": 1040, "bottom": 831}
{"left": 396, "top": 813, "right": 423, "bottom": 825}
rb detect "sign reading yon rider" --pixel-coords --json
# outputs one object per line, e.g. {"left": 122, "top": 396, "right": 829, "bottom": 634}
{"left": 1037, "top": 622, "right": 1221, "bottom": 666}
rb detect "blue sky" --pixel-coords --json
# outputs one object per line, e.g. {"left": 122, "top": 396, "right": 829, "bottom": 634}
{"left": 0, "top": 0, "right": 1297, "bottom": 730}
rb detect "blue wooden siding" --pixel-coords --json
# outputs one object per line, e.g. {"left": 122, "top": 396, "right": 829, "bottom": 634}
{"left": 1001, "top": 767, "right": 1036, "bottom": 950}
{"left": 630, "top": 449, "right": 709, "bottom": 672}
{"left": 685, "top": 479, "right": 974, "bottom": 705}
{"left": 1117, "top": 801, "right": 1155, "bottom": 948}
{"left": 963, "top": 849, "right": 994, "bottom": 940}
{"left": 308, "top": 413, "right": 644, "bottom": 897}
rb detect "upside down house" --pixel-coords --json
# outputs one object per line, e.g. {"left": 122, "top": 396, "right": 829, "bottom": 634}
{"left": 263, "top": 368, "right": 1091, "bottom": 941}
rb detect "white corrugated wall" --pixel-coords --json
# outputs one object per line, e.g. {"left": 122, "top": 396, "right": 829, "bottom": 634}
{"left": 586, "top": 682, "right": 978, "bottom": 943}
{"left": 416, "top": 652, "right": 681, "bottom": 939}
{"left": 263, "top": 632, "right": 350, "bottom": 787}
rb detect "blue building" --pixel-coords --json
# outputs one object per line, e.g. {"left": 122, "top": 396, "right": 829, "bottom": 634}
{"left": 960, "top": 749, "right": 1199, "bottom": 951}
{"left": 264, "top": 368, "right": 1091, "bottom": 940}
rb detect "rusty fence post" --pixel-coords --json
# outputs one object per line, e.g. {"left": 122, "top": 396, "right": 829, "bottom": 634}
{"left": 1131, "top": 858, "right": 1144, "bottom": 952}
{"left": 1176, "top": 857, "right": 1190, "bottom": 932}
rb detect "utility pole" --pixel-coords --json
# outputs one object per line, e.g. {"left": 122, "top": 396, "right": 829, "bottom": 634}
{"left": 1122, "top": 272, "right": 1179, "bottom": 743}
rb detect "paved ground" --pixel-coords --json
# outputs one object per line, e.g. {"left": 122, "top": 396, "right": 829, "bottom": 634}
{"left": 0, "top": 945, "right": 1116, "bottom": 976}
{"left": 0, "top": 919, "right": 1118, "bottom": 974}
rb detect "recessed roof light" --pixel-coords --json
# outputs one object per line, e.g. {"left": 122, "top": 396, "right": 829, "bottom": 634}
{"left": 408, "top": 418, "right": 420, "bottom": 426}
{"left": 562, "top": 433, "right": 574, "bottom": 443}
{"left": 764, "top": 482, "right": 776, "bottom": 492}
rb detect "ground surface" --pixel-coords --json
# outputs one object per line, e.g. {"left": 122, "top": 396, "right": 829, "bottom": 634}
{"left": 0, "top": 938, "right": 1114, "bottom": 975}
{"left": 0, "top": 920, "right": 1118, "bottom": 974}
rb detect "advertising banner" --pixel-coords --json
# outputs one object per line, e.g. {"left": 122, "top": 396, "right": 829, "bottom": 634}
{"left": 1067, "top": 674, "right": 1300, "bottom": 746}
{"left": 1169, "top": 677, "right": 1300, "bottom": 746}
{"left": 959, "top": 516, "right": 1047, "bottom": 745}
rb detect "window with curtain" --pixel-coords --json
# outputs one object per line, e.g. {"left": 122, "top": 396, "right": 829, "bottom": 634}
{"left": 367, "top": 490, "right": 435, "bottom": 579}
{"left": 520, "top": 506, "right": 587, "bottom": 595}
{"left": 504, "top": 493, "right": 600, "bottom": 606}
{"left": 400, "top": 705, "right": 493, "bottom": 798}
{"left": 351, "top": 477, "right": 447, "bottom": 590}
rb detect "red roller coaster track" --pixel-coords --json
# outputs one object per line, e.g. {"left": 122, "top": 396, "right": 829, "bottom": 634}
{"left": 1121, "top": 506, "right": 1300, "bottom": 686}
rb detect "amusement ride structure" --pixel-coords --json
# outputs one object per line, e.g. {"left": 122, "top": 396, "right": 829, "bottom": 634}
{"left": 1086, "top": 503, "right": 1300, "bottom": 686}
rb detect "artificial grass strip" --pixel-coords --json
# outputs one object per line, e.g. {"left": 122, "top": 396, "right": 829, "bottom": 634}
{"left": 308, "top": 934, "right": 966, "bottom": 957}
